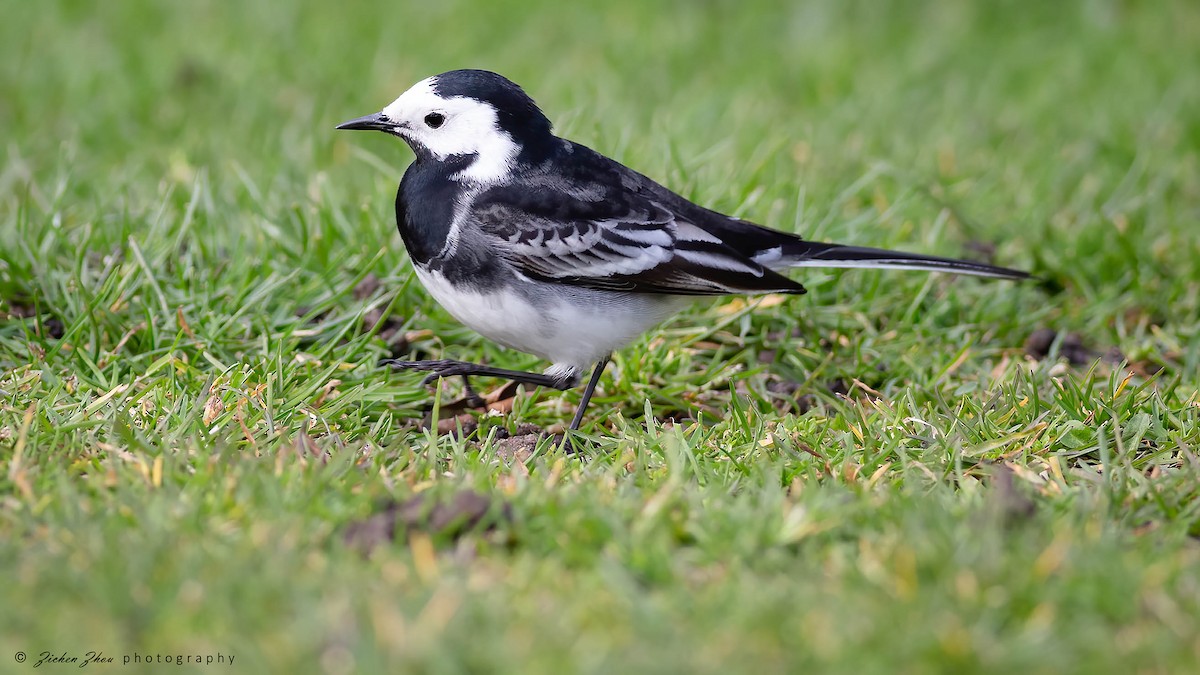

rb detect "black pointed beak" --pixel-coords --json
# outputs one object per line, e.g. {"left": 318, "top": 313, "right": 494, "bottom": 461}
{"left": 335, "top": 111, "right": 394, "bottom": 132}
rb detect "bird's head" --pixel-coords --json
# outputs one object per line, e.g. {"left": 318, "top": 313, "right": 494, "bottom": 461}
{"left": 337, "top": 69, "right": 554, "bottom": 183}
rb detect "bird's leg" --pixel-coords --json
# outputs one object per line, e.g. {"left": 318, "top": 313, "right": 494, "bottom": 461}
{"left": 568, "top": 356, "right": 611, "bottom": 432}
{"left": 384, "top": 359, "right": 578, "bottom": 391}
{"left": 460, "top": 375, "right": 486, "bottom": 409}
{"left": 390, "top": 357, "right": 611, "bottom": 450}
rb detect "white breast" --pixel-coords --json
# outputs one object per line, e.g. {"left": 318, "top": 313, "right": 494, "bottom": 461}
{"left": 414, "top": 267, "right": 688, "bottom": 369}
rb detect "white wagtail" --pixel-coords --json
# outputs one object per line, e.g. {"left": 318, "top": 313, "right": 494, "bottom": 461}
{"left": 337, "top": 69, "right": 1027, "bottom": 432}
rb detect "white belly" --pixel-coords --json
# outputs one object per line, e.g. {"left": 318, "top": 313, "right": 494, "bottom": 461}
{"left": 414, "top": 267, "right": 687, "bottom": 368}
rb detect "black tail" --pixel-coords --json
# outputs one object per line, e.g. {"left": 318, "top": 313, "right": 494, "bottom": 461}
{"left": 754, "top": 241, "right": 1029, "bottom": 281}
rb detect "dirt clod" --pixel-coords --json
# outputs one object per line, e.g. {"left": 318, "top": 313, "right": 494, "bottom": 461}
{"left": 352, "top": 273, "right": 381, "bottom": 300}
{"left": 827, "top": 378, "right": 850, "bottom": 397}
{"left": 1025, "top": 328, "right": 1095, "bottom": 365}
{"left": 43, "top": 317, "right": 65, "bottom": 340}
{"left": 1024, "top": 328, "right": 1057, "bottom": 360}
{"left": 343, "top": 489, "right": 512, "bottom": 554}
{"left": 493, "top": 432, "right": 542, "bottom": 461}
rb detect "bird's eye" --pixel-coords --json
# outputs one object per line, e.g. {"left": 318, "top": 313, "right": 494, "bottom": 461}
{"left": 424, "top": 112, "right": 445, "bottom": 129}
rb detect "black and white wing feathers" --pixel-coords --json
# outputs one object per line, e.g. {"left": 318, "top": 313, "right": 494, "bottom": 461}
{"left": 471, "top": 182, "right": 807, "bottom": 296}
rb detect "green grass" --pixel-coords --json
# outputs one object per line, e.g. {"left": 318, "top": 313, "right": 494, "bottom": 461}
{"left": 2, "top": 0, "right": 1199, "bottom": 672}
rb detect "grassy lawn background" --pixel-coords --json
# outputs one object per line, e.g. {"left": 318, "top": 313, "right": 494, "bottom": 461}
{"left": 2, "top": 0, "right": 1198, "bottom": 672}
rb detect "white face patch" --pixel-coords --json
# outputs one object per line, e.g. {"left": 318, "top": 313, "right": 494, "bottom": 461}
{"left": 380, "top": 76, "right": 519, "bottom": 184}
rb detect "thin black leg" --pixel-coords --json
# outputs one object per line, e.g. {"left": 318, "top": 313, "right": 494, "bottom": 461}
{"left": 384, "top": 359, "right": 578, "bottom": 390}
{"left": 568, "top": 356, "right": 611, "bottom": 432}
{"left": 460, "top": 375, "right": 486, "bottom": 409}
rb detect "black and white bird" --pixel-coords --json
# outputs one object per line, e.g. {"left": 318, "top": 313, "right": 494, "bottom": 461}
{"left": 337, "top": 69, "right": 1026, "bottom": 432}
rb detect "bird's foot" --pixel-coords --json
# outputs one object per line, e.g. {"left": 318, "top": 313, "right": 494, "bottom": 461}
{"left": 383, "top": 359, "right": 574, "bottom": 391}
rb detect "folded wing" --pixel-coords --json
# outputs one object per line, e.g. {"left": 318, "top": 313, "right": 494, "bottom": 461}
{"left": 471, "top": 184, "right": 807, "bottom": 296}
